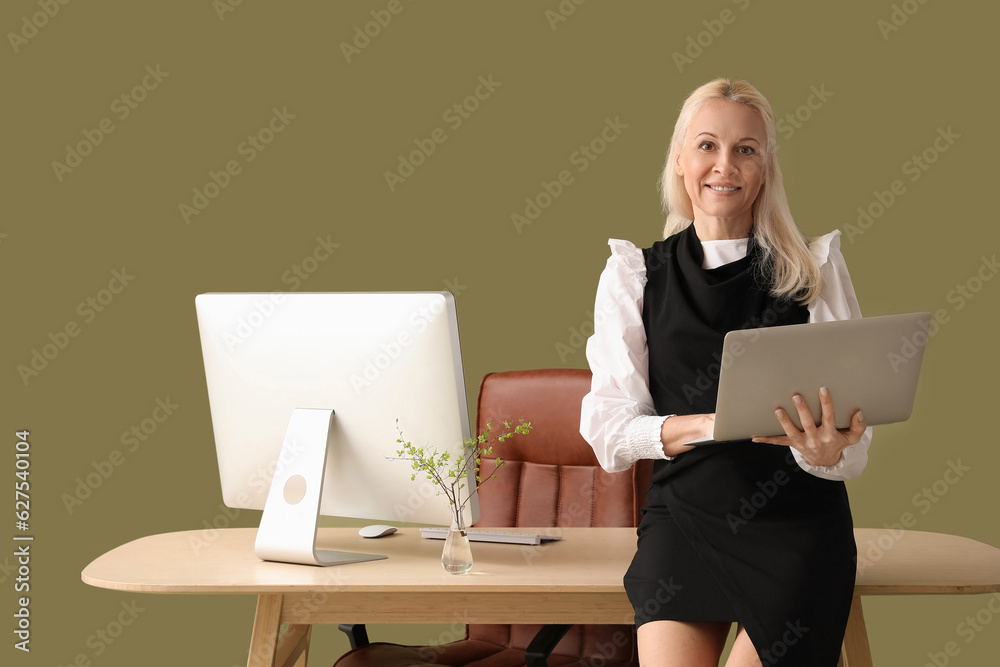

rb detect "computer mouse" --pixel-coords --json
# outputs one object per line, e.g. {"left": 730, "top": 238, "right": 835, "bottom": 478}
{"left": 358, "top": 524, "right": 398, "bottom": 538}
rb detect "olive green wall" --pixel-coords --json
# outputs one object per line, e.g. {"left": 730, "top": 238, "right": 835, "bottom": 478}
{"left": 4, "top": 1, "right": 998, "bottom": 665}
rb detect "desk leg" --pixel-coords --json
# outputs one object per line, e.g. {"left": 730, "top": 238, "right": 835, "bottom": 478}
{"left": 249, "top": 594, "right": 283, "bottom": 667}
{"left": 839, "top": 595, "right": 873, "bottom": 667}
{"left": 277, "top": 624, "right": 311, "bottom": 667}
{"left": 248, "top": 594, "right": 313, "bottom": 667}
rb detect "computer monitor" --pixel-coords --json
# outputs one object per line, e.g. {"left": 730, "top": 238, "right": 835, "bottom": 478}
{"left": 194, "top": 292, "right": 477, "bottom": 566}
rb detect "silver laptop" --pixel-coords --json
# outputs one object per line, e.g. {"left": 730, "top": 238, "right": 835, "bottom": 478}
{"left": 708, "top": 312, "right": 930, "bottom": 442}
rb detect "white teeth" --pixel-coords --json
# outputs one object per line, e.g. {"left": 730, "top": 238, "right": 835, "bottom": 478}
{"left": 708, "top": 185, "right": 738, "bottom": 191}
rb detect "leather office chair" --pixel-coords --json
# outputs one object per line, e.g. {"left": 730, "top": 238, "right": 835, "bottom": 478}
{"left": 334, "top": 368, "right": 652, "bottom": 667}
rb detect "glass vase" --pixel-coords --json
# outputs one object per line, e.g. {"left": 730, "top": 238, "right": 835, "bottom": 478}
{"left": 441, "top": 513, "right": 473, "bottom": 574}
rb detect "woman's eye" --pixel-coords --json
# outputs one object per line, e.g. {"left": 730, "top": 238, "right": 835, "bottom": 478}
{"left": 699, "top": 141, "right": 714, "bottom": 150}
{"left": 738, "top": 145, "right": 756, "bottom": 156}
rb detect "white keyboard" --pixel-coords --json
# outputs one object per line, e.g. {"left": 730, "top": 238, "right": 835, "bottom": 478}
{"left": 419, "top": 528, "right": 562, "bottom": 545}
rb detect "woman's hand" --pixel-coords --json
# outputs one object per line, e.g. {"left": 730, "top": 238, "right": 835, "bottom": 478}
{"left": 660, "top": 413, "right": 716, "bottom": 458}
{"left": 751, "top": 387, "right": 865, "bottom": 467}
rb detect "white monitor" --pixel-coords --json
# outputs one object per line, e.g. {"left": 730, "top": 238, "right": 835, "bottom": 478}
{"left": 195, "top": 292, "right": 477, "bottom": 566}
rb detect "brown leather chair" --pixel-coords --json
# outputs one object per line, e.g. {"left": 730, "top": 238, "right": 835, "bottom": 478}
{"left": 334, "top": 369, "right": 652, "bottom": 667}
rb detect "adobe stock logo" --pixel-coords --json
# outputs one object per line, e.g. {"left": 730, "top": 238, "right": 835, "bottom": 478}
{"left": 672, "top": 0, "right": 752, "bottom": 73}
{"left": 775, "top": 85, "right": 833, "bottom": 141}
{"left": 544, "top": 0, "right": 587, "bottom": 31}
{"left": 178, "top": 106, "right": 296, "bottom": 224}
{"left": 383, "top": 75, "right": 502, "bottom": 192}
{"left": 17, "top": 267, "right": 135, "bottom": 386}
{"left": 512, "top": 116, "right": 628, "bottom": 234}
{"left": 7, "top": 0, "right": 72, "bottom": 55}
{"left": 349, "top": 296, "right": 450, "bottom": 394}
{"left": 213, "top": 0, "right": 245, "bottom": 22}
{"left": 51, "top": 65, "right": 170, "bottom": 183}
{"left": 844, "top": 126, "right": 959, "bottom": 243}
{"left": 61, "top": 397, "right": 180, "bottom": 515}
{"left": 223, "top": 293, "right": 285, "bottom": 352}
{"left": 340, "top": 0, "right": 416, "bottom": 63}
{"left": 877, "top": 0, "right": 931, "bottom": 41}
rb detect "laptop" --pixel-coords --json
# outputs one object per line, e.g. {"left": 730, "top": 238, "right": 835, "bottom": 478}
{"left": 703, "top": 312, "right": 931, "bottom": 442}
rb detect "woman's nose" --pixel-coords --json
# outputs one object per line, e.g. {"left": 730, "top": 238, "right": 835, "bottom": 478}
{"left": 714, "top": 152, "right": 736, "bottom": 174}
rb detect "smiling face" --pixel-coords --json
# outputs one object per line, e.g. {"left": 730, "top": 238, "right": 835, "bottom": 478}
{"left": 676, "top": 98, "right": 767, "bottom": 239}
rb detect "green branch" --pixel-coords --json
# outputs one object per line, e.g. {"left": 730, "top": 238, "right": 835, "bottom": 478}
{"left": 391, "top": 418, "right": 532, "bottom": 518}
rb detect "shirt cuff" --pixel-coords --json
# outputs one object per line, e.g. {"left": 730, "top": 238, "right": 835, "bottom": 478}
{"left": 625, "top": 414, "right": 673, "bottom": 462}
{"left": 797, "top": 452, "right": 846, "bottom": 475}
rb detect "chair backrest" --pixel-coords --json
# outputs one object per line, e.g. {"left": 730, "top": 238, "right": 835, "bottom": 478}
{"left": 470, "top": 369, "right": 652, "bottom": 665}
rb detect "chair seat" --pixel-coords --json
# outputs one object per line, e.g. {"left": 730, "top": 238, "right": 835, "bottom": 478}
{"left": 335, "top": 639, "right": 635, "bottom": 667}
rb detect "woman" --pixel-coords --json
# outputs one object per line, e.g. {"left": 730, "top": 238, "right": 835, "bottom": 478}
{"left": 580, "top": 78, "right": 872, "bottom": 666}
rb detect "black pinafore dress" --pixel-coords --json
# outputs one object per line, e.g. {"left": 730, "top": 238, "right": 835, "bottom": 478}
{"left": 623, "top": 225, "right": 856, "bottom": 665}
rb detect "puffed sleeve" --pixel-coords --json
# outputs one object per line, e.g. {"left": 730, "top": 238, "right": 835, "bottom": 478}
{"left": 579, "top": 239, "right": 670, "bottom": 473}
{"left": 798, "top": 230, "right": 873, "bottom": 481}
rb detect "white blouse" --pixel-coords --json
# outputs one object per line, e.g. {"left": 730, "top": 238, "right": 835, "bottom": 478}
{"left": 579, "top": 229, "right": 873, "bottom": 481}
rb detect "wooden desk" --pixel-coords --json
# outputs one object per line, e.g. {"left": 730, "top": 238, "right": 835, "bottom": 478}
{"left": 82, "top": 527, "right": 1000, "bottom": 667}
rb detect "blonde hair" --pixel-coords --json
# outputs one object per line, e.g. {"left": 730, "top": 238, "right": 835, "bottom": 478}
{"left": 659, "top": 78, "right": 821, "bottom": 304}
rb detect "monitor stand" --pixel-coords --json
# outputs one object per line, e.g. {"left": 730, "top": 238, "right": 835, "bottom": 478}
{"left": 254, "top": 408, "right": 387, "bottom": 566}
